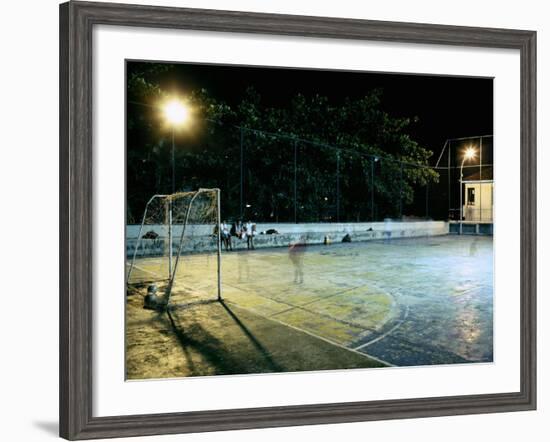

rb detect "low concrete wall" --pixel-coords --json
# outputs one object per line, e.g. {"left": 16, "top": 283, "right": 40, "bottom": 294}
{"left": 449, "top": 222, "right": 494, "bottom": 235}
{"left": 126, "top": 221, "right": 449, "bottom": 258}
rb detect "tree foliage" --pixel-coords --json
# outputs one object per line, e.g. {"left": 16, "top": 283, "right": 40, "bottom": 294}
{"left": 126, "top": 66, "right": 438, "bottom": 223}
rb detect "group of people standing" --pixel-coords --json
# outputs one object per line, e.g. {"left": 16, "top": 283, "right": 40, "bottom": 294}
{"left": 220, "top": 220, "right": 256, "bottom": 251}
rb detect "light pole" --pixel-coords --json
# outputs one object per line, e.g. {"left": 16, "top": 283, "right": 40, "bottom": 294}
{"left": 459, "top": 147, "right": 476, "bottom": 234}
{"left": 162, "top": 98, "right": 190, "bottom": 278}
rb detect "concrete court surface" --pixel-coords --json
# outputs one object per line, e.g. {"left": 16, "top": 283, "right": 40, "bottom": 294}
{"left": 126, "top": 235, "right": 493, "bottom": 379}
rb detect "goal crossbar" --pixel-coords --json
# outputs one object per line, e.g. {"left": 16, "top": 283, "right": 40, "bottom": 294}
{"left": 126, "top": 188, "right": 222, "bottom": 307}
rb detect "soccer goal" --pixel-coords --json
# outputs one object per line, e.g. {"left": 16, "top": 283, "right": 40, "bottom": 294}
{"left": 126, "top": 188, "right": 222, "bottom": 308}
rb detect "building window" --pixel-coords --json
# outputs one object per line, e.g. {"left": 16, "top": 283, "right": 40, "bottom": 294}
{"left": 467, "top": 187, "right": 476, "bottom": 205}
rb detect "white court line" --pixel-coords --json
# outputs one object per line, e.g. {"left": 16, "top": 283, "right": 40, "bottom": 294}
{"left": 353, "top": 304, "right": 410, "bottom": 351}
{"left": 223, "top": 300, "right": 394, "bottom": 368}
{"left": 127, "top": 263, "right": 160, "bottom": 277}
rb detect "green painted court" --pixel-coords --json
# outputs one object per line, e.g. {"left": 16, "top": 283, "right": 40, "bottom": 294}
{"left": 126, "top": 235, "right": 493, "bottom": 379}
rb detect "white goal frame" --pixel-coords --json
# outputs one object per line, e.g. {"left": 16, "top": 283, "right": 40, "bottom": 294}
{"left": 126, "top": 188, "right": 222, "bottom": 305}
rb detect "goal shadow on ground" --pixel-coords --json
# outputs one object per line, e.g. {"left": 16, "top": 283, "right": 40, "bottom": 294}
{"left": 126, "top": 289, "right": 384, "bottom": 379}
{"left": 166, "top": 300, "right": 283, "bottom": 375}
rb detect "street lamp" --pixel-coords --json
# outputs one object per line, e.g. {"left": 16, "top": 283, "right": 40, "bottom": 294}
{"left": 161, "top": 98, "right": 191, "bottom": 279}
{"left": 459, "top": 147, "right": 476, "bottom": 234}
{"left": 162, "top": 99, "right": 190, "bottom": 194}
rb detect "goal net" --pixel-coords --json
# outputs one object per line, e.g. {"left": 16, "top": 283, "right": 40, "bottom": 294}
{"left": 126, "top": 188, "right": 222, "bottom": 308}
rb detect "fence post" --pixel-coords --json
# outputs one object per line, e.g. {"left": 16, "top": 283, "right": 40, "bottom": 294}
{"left": 294, "top": 139, "right": 298, "bottom": 224}
{"left": 426, "top": 183, "right": 429, "bottom": 219}
{"left": 479, "top": 136, "right": 483, "bottom": 222}
{"left": 239, "top": 127, "right": 244, "bottom": 219}
{"left": 336, "top": 151, "right": 340, "bottom": 222}
{"left": 448, "top": 140, "right": 451, "bottom": 220}
{"left": 371, "top": 157, "right": 375, "bottom": 221}
{"left": 399, "top": 162, "right": 403, "bottom": 219}
{"left": 216, "top": 188, "right": 222, "bottom": 301}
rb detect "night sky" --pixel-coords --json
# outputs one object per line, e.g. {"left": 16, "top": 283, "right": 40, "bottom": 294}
{"left": 129, "top": 60, "right": 493, "bottom": 159}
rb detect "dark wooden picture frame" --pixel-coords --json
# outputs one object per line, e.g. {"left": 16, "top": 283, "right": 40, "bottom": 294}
{"left": 59, "top": 1, "right": 536, "bottom": 439}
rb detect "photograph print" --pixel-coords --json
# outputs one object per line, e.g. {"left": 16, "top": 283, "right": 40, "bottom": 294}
{"left": 125, "top": 61, "right": 494, "bottom": 380}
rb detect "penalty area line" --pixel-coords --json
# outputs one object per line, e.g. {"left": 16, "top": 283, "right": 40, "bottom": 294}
{"left": 223, "top": 300, "right": 394, "bottom": 368}
{"left": 353, "top": 304, "right": 410, "bottom": 351}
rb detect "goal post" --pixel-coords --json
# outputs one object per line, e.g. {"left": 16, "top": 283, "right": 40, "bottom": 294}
{"left": 126, "top": 188, "right": 222, "bottom": 307}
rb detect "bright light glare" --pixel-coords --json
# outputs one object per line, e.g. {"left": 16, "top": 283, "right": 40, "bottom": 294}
{"left": 464, "top": 147, "right": 476, "bottom": 160}
{"left": 163, "top": 99, "right": 190, "bottom": 125}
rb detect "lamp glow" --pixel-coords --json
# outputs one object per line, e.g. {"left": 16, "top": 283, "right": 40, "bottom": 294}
{"left": 163, "top": 99, "right": 190, "bottom": 126}
{"left": 464, "top": 147, "right": 476, "bottom": 160}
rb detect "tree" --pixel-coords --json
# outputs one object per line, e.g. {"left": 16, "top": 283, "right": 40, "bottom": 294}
{"left": 127, "top": 66, "right": 438, "bottom": 222}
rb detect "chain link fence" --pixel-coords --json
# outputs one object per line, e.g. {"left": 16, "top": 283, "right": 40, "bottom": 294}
{"left": 127, "top": 105, "right": 493, "bottom": 225}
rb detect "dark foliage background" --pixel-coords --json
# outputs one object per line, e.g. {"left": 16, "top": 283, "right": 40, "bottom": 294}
{"left": 126, "top": 62, "right": 492, "bottom": 223}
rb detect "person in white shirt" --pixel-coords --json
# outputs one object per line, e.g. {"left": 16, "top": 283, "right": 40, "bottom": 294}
{"left": 235, "top": 220, "right": 243, "bottom": 239}
{"left": 245, "top": 221, "right": 256, "bottom": 250}
{"left": 220, "top": 220, "right": 232, "bottom": 251}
